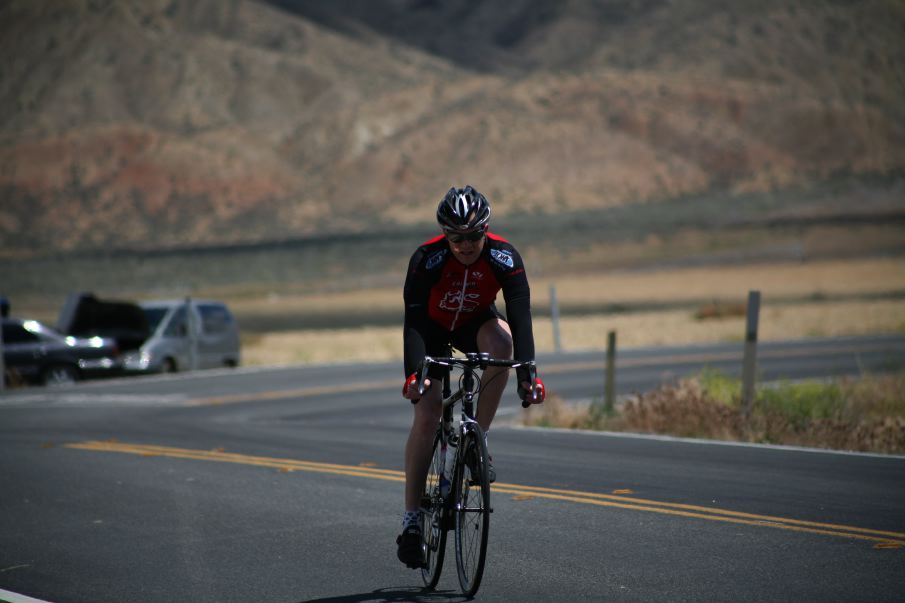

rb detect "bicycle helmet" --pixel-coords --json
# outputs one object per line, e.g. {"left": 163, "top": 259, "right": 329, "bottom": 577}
{"left": 436, "top": 185, "right": 491, "bottom": 232}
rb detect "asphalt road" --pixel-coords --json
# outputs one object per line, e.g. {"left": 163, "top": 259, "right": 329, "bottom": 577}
{"left": 1, "top": 335, "right": 904, "bottom": 602}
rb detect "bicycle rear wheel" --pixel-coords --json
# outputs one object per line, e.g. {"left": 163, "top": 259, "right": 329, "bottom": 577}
{"left": 454, "top": 424, "right": 491, "bottom": 597}
{"left": 420, "top": 429, "right": 448, "bottom": 588}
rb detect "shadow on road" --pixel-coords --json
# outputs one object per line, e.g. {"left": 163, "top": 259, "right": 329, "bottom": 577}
{"left": 299, "top": 586, "right": 470, "bottom": 602}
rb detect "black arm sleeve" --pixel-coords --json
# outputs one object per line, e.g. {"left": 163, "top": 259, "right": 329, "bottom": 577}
{"left": 500, "top": 248, "right": 535, "bottom": 364}
{"left": 403, "top": 247, "right": 430, "bottom": 377}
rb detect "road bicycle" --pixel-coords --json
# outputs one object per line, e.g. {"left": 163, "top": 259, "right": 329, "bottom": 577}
{"left": 414, "top": 352, "right": 538, "bottom": 597}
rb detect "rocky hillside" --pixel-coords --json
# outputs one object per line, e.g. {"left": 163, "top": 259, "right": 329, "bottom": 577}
{"left": 1, "top": 0, "right": 903, "bottom": 256}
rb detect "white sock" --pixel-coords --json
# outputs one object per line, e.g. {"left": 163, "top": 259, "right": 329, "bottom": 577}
{"left": 402, "top": 510, "right": 420, "bottom": 530}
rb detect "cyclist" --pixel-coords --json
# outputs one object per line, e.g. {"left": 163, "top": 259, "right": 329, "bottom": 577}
{"left": 397, "top": 185, "right": 545, "bottom": 569}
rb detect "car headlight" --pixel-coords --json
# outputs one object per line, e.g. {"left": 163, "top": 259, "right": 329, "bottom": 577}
{"left": 79, "top": 357, "right": 117, "bottom": 370}
{"left": 123, "top": 351, "right": 152, "bottom": 370}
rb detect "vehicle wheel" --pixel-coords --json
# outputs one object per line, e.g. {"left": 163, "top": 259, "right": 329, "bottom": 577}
{"left": 161, "top": 358, "right": 178, "bottom": 373}
{"left": 455, "top": 424, "right": 490, "bottom": 597}
{"left": 421, "top": 428, "right": 448, "bottom": 588}
{"left": 42, "top": 364, "right": 79, "bottom": 386}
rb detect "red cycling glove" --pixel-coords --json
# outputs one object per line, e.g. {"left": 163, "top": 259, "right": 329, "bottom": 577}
{"left": 403, "top": 373, "right": 420, "bottom": 402}
{"left": 518, "top": 376, "right": 546, "bottom": 405}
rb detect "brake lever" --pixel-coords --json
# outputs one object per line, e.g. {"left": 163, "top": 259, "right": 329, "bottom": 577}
{"left": 417, "top": 358, "right": 430, "bottom": 397}
{"left": 520, "top": 362, "right": 538, "bottom": 408}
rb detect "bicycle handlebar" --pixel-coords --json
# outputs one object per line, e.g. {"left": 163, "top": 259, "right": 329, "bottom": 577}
{"left": 416, "top": 353, "right": 539, "bottom": 407}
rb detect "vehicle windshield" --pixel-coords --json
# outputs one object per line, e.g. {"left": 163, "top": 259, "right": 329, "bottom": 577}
{"left": 142, "top": 307, "right": 170, "bottom": 333}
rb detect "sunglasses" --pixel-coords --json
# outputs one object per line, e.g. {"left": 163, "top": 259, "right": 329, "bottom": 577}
{"left": 445, "top": 229, "right": 486, "bottom": 243}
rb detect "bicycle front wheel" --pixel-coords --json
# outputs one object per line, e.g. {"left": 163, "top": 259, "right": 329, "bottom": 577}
{"left": 421, "top": 428, "right": 448, "bottom": 588}
{"left": 454, "top": 424, "right": 491, "bottom": 597}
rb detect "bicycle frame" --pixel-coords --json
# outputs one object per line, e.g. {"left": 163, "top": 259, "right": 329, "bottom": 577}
{"left": 419, "top": 352, "right": 536, "bottom": 484}
{"left": 417, "top": 350, "right": 537, "bottom": 459}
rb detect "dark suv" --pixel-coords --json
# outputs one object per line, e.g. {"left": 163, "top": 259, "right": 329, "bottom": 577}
{"left": 2, "top": 317, "right": 121, "bottom": 387}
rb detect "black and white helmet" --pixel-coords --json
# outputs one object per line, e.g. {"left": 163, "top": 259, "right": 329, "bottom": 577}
{"left": 436, "top": 185, "right": 491, "bottom": 232}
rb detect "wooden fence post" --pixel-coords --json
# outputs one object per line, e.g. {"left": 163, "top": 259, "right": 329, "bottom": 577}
{"left": 605, "top": 330, "right": 616, "bottom": 413}
{"left": 550, "top": 284, "right": 562, "bottom": 354}
{"left": 186, "top": 297, "right": 199, "bottom": 371}
{"left": 742, "top": 291, "right": 761, "bottom": 416}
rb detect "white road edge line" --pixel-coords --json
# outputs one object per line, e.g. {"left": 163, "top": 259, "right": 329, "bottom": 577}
{"left": 507, "top": 425, "right": 905, "bottom": 460}
{"left": 0, "top": 588, "right": 54, "bottom": 603}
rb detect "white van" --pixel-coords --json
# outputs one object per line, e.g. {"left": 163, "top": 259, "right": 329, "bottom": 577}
{"left": 122, "top": 299, "right": 240, "bottom": 373}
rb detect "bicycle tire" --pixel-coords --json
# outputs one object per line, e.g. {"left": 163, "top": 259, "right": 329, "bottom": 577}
{"left": 420, "top": 429, "right": 448, "bottom": 588}
{"left": 454, "top": 423, "right": 491, "bottom": 597}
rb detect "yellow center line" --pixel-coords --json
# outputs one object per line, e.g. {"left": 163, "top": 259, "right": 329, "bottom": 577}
{"left": 489, "top": 482, "right": 905, "bottom": 540}
{"left": 491, "top": 485, "right": 902, "bottom": 545}
{"left": 67, "top": 441, "right": 405, "bottom": 481}
{"left": 65, "top": 440, "right": 904, "bottom": 548}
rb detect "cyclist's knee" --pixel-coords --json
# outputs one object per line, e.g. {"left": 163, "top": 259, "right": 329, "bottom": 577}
{"left": 478, "top": 319, "right": 513, "bottom": 359}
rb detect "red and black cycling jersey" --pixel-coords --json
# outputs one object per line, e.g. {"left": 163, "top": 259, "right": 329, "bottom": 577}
{"left": 403, "top": 232, "right": 535, "bottom": 376}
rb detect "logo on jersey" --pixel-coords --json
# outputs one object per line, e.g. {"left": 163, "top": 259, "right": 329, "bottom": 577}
{"left": 490, "top": 249, "right": 514, "bottom": 268}
{"left": 439, "top": 290, "right": 481, "bottom": 313}
{"left": 425, "top": 249, "right": 448, "bottom": 270}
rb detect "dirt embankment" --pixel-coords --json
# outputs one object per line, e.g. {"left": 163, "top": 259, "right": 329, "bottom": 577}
{"left": 2, "top": 0, "right": 904, "bottom": 255}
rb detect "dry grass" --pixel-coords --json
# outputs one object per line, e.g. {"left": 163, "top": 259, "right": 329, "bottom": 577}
{"left": 242, "top": 328, "right": 401, "bottom": 366}
{"left": 230, "top": 256, "right": 905, "bottom": 320}
{"left": 239, "top": 256, "right": 905, "bottom": 365}
{"left": 543, "top": 299, "right": 905, "bottom": 349}
{"left": 230, "top": 288, "right": 402, "bottom": 317}
{"left": 531, "top": 256, "right": 905, "bottom": 306}
{"left": 523, "top": 372, "right": 905, "bottom": 454}
{"left": 241, "top": 298, "right": 905, "bottom": 366}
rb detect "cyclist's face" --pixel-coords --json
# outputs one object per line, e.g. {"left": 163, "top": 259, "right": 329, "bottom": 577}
{"left": 446, "top": 232, "right": 485, "bottom": 266}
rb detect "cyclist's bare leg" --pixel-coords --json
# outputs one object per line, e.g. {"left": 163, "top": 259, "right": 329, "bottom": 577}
{"left": 404, "top": 383, "right": 443, "bottom": 512}
{"left": 475, "top": 318, "right": 513, "bottom": 432}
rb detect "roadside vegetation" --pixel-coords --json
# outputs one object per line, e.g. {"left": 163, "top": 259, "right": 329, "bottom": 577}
{"left": 521, "top": 371, "right": 905, "bottom": 455}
